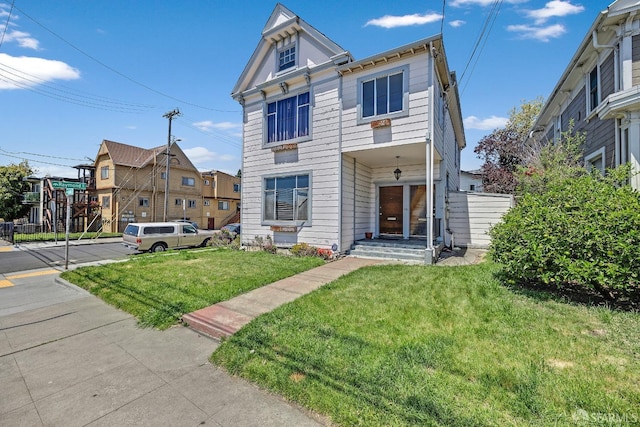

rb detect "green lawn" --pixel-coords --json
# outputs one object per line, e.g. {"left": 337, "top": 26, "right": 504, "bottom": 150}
{"left": 211, "top": 262, "right": 640, "bottom": 426}
{"left": 61, "top": 249, "right": 324, "bottom": 329}
{"left": 14, "top": 231, "right": 121, "bottom": 243}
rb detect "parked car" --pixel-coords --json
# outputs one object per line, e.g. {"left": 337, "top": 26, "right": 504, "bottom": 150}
{"left": 171, "top": 219, "right": 198, "bottom": 229}
{"left": 220, "top": 223, "right": 240, "bottom": 241}
{"left": 122, "top": 222, "right": 215, "bottom": 253}
{"left": 221, "top": 223, "right": 240, "bottom": 235}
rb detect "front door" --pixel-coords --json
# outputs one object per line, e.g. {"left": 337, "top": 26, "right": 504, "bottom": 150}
{"left": 379, "top": 186, "right": 403, "bottom": 235}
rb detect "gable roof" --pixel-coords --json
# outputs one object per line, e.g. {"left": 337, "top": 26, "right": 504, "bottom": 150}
{"left": 231, "top": 3, "right": 350, "bottom": 98}
{"left": 99, "top": 140, "right": 164, "bottom": 168}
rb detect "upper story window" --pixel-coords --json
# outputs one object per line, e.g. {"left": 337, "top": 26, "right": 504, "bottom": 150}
{"left": 138, "top": 197, "right": 149, "bottom": 207}
{"left": 233, "top": 183, "right": 241, "bottom": 193}
{"left": 100, "top": 166, "right": 109, "bottom": 180}
{"left": 187, "top": 200, "right": 196, "bottom": 208}
{"left": 358, "top": 66, "right": 408, "bottom": 122}
{"left": 266, "top": 92, "right": 310, "bottom": 143}
{"left": 182, "top": 177, "right": 195, "bottom": 186}
{"left": 278, "top": 45, "right": 296, "bottom": 71}
{"left": 160, "top": 172, "right": 166, "bottom": 180}
{"left": 589, "top": 66, "right": 599, "bottom": 112}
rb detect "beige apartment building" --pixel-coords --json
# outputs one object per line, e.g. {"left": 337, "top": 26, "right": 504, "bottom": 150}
{"left": 94, "top": 140, "right": 204, "bottom": 232}
{"left": 201, "top": 170, "right": 240, "bottom": 229}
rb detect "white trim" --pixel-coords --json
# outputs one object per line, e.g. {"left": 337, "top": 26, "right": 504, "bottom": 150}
{"left": 262, "top": 89, "right": 313, "bottom": 147}
{"left": 584, "top": 146, "right": 606, "bottom": 173}
{"left": 356, "top": 65, "right": 410, "bottom": 125}
{"left": 261, "top": 171, "right": 313, "bottom": 227}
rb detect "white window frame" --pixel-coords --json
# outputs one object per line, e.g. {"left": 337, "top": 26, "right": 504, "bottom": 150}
{"left": 233, "top": 183, "right": 241, "bottom": 193}
{"left": 102, "top": 195, "right": 110, "bottom": 208}
{"left": 182, "top": 177, "right": 195, "bottom": 187}
{"left": 204, "top": 200, "right": 210, "bottom": 206}
{"left": 218, "top": 200, "right": 230, "bottom": 210}
{"left": 100, "top": 166, "right": 109, "bottom": 180}
{"left": 187, "top": 200, "right": 196, "bottom": 209}
{"left": 175, "top": 198, "right": 182, "bottom": 206}
{"left": 160, "top": 172, "right": 166, "bottom": 180}
{"left": 262, "top": 172, "right": 312, "bottom": 226}
{"left": 585, "top": 147, "right": 606, "bottom": 174}
{"left": 263, "top": 91, "right": 312, "bottom": 146}
{"left": 357, "top": 65, "right": 409, "bottom": 124}
{"left": 204, "top": 179, "right": 209, "bottom": 185}
{"left": 138, "top": 197, "right": 149, "bottom": 207}
{"left": 587, "top": 64, "right": 600, "bottom": 113}
{"left": 277, "top": 43, "right": 296, "bottom": 72}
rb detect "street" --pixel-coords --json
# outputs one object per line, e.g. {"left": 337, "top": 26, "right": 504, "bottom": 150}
{"left": 0, "top": 241, "right": 131, "bottom": 274}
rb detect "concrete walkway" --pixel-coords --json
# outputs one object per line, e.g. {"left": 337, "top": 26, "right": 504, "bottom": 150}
{"left": 182, "top": 257, "right": 382, "bottom": 339}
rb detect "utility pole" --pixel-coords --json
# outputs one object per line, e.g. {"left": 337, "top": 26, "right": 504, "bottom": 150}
{"left": 162, "top": 108, "right": 181, "bottom": 222}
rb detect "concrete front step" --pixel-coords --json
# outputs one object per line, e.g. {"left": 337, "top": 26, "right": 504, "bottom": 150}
{"left": 182, "top": 305, "right": 253, "bottom": 339}
{"left": 349, "top": 247, "right": 426, "bottom": 263}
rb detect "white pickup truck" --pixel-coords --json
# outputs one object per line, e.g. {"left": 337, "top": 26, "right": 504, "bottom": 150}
{"left": 122, "top": 222, "right": 215, "bottom": 253}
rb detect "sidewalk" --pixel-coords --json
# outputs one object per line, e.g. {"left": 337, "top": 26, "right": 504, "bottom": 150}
{"left": 182, "top": 257, "right": 382, "bottom": 339}
{"left": 0, "top": 273, "right": 328, "bottom": 426}
{"left": 5, "top": 237, "right": 123, "bottom": 252}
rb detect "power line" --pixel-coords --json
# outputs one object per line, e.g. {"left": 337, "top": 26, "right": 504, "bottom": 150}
{"left": 458, "top": 0, "right": 503, "bottom": 88}
{"left": 0, "top": 0, "right": 15, "bottom": 50}
{"left": 12, "top": 5, "right": 239, "bottom": 113}
{"left": 0, "top": 62, "right": 155, "bottom": 110}
{"left": 0, "top": 147, "right": 87, "bottom": 162}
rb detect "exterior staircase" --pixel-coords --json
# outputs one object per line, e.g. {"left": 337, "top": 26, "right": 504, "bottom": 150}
{"left": 349, "top": 238, "right": 431, "bottom": 264}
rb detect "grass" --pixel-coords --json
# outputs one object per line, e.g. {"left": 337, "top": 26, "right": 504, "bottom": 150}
{"left": 60, "top": 249, "right": 324, "bottom": 329}
{"left": 14, "top": 231, "right": 121, "bottom": 243}
{"left": 211, "top": 262, "right": 640, "bottom": 426}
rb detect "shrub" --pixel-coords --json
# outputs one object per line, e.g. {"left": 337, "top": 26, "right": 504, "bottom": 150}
{"left": 290, "top": 242, "right": 318, "bottom": 257}
{"left": 208, "top": 229, "right": 239, "bottom": 249}
{"left": 250, "top": 235, "right": 277, "bottom": 254}
{"left": 490, "top": 167, "right": 640, "bottom": 302}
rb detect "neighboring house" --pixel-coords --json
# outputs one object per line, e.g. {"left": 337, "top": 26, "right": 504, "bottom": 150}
{"left": 533, "top": 0, "right": 640, "bottom": 190}
{"left": 231, "top": 4, "right": 465, "bottom": 263}
{"left": 94, "top": 140, "right": 203, "bottom": 232}
{"left": 21, "top": 165, "right": 96, "bottom": 233}
{"left": 460, "top": 169, "right": 483, "bottom": 192}
{"left": 201, "top": 170, "right": 241, "bottom": 229}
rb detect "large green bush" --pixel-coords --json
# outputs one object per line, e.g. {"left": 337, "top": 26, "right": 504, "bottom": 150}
{"left": 490, "top": 169, "right": 640, "bottom": 302}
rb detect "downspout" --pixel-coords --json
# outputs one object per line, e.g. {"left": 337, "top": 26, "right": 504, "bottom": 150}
{"left": 338, "top": 70, "right": 345, "bottom": 253}
{"left": 426, "top": 41, "right": 436, "bottom": 264}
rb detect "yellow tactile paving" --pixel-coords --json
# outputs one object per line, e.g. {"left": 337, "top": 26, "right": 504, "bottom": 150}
{"left": 0, "top": 279, "right": 13, "bottom": 288}
{"left": 6, "top": 269, "right": 58, "bottom": 280}
{"left": 0, "top": 247, "right": 12, "bottom": 252}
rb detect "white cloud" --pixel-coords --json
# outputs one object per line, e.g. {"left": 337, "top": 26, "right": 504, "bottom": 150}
{"left": 365, "top": 13, "right": 442, "bottom": 29}
{"left": 192, "top": 120, "right": 241, "bottom": 132}
{"left": 183, "top": 147, "right": 234, "bottom": 165}
{"left": 451, "top": 0, "right": 527, "bottom": 7}
{"left": 0, "top": 53, "right": 81, "bottom": 90}
{"left": 526, "top": 1, "right": 584, "bottom": 25}
{"left": 507, "top": 23, "right": 566, "bottom": 42}
{"left": 0, "top": 26, "right": 40, "bottom": 50}
{"left": 449, "top": 20, "right": 466, "bottom": 28}
{"left": 464, "top": 115, "right": 508, "bottom": 130}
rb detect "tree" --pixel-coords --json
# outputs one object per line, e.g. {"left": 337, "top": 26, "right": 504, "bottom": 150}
{"left": 0, "top": 161, "right": 34, "bottom": 221}
{"left": 474, "top": 98, "right": 543, "bottom": 194}
{"left": 236, "top": 169, "right": 242, "bottom": 178}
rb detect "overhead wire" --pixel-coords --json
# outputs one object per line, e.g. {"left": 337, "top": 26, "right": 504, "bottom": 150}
{"left": 458, "top": 0, "right": 503, "bottom": 89}
{"left": 0, "top": 0, "right": 15, "bottom": 50}
{"left": 0, "top": 62, "right": 155, "bottom": 110}
{"left": 460, "top": 0, "right": 502, "bottom": 95}
{"left": 12, "top": 4, "right": 239, "bottom": 113}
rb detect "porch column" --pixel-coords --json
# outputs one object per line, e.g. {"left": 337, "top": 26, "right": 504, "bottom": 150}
{"left": 628, "top": 115, "right": 640, "bottom": 190}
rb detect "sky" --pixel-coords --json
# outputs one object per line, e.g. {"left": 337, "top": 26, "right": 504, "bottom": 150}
{"left": 0, "top": 0, "right": 598, "bottom": 178}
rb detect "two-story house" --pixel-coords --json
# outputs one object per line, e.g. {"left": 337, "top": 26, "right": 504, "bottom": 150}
{"left": 201, "top": 170, "right": 241, "bottom": 229}
{"left": 232, "top": 4, "right": 465, "bottom": 263}
{"left": 533, "top": 0, "right": 640, "bottom": 190}
{"left": 94, "top": 140, "right": 203, "bottom": 232}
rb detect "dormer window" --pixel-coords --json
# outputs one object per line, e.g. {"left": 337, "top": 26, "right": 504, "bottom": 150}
{"left": 278, "top": 45, "right": 296, "bottom": 71}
